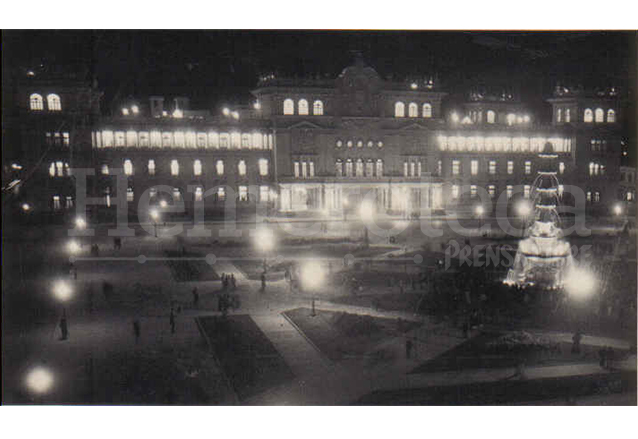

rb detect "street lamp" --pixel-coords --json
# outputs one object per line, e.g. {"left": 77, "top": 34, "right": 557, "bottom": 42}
{"left": 159, "top": 199, "right": 168, "bottom": 208}
{"left": 25, "top": 366, "right": 54, "bottom": 396}
{"left": 564, "top": 267, "right": 597, "bottom": 300}
{"left": 613, "top": 203, "right": 623, "bottom": 217}
{"left": 21, "top": 203, "right": 31, "bottom": 212}
{"left": 255, "top": 228, "right": 275, "bottom": 271}
{"left": 359, "top": 200, "right": 375, "bottom": 247}
{"left": 75, "top": 216, "right": 87, "bottom": 230}
{"left": 150, "top": 208, "right": 160, "bottom": 237}
{"left": 475, "top": 205, "right": 485, "bottom": 229}
{"left": 67, "top": 239, "right": 81, "bottom": 255}
{"left": 300, "top": 260, "right": 326, "bottom": 316}
{"left": 53, "top": 279, "right": 73, "bottom": 302}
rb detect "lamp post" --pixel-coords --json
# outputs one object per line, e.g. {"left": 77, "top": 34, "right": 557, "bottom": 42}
{"left": 475, "top": 205, "right": 485, "bottom": 230}
{"left": 25, "top": 365, "right": 54, "bottom": 403}
{"left": 52, "top": 279, "right": 73, "bottom": 340}
{"left": 150, "top": 208, "right": 159, "bottom": 238}
{"left": 301, "top": 260, "right": 326, "bottom": 317}
{"left": 359, "top": 200, "right": 374, "bottom": 248}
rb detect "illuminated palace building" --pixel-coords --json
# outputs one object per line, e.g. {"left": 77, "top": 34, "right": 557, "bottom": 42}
{"left": 3, "top": 56, "right": 632, "bottom": 219}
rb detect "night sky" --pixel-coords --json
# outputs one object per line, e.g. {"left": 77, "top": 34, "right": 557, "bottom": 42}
{"left": 2, "top": 30, "right": 636, "bottom": 119}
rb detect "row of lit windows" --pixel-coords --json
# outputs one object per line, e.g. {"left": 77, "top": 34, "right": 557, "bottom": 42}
{"left": 336, "top": 139, "right": 384, "bottom": 148}
{"left": 283, "top": 99, "right": 324, "bottom": 116}
{"left": 335, "top": 159, "right": 384, "bottom": 178}
{"left": 30, "top": 93, "right": 61, "bottom": 111}
{"left": 460, "top": 111, "right": 530, "bottom": 126}
{"left": 48, "top": 162, "right": 71, "bottom": 177}
{"left": 394, "top": 102, "right": 433, "bottom": 118}
{"left": 583, "top": 108, "right": 615, "bottom": 123}
{"left": 589, "top": 162, "right": 606, "bottom": 176}
{"left": 94, "top": 130, "right": 273, "bottom": 150}
{"left": 586, "top": 190, "right": 602, "bottom": 203}
{"left": 450, "top": 184, "right": 563, "bottom": 200}
{"left": 45, "top": 132, "right": 70, "bottom": 147}
{"left": 437, "top": 135, "right": 572, "bottom": 153}
{"left": 116, "top": 185, "right": 274, "bottom": 204}
{"left": 590, "top": 139, "right": 608, "bottom": 153}
{"left": 102, "top": 158, "right": 269, "bottom": 178}
{"left": 293, "top": 161, "right": 315, "bottom": 178}
{"left": 449, "top": 159, "right": 566, "bottom": 176}
{"left": 52, "top": 195, "right": 74, "bottom": 209}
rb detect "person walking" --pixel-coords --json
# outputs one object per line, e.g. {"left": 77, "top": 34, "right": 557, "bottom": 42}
{"left": 261, "top": 272, "right": 267, "bottom": 292}
{"left": 169, "top": 308, "right": 176, "bottom": 334}
{"left": 571, "top": 331, "right": 582, "bottom": 354}
{"left": 133, "top": 319, "right": 141, "bottom": 343}
{"left": 59, "top": 310, "right": 68, "bottom": 340}
{"left": 192, "top": 287, "right": 199, "bottom": 309}
{"left": 230, "top": 274, "right": 236, "bottom": 291}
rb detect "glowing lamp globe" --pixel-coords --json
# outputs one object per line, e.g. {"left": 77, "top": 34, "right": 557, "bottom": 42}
{"left": 25, "top": 366, "right": 54, "bottom": 394}
{"left": 475, "top": 205, "right": 485, "bottom": 216}
{"left": 255, "top": 229, "right": 275, "bottom": 253}
{"left": 67, "top": 240, "right": 81, "bottom": 255}
{"left": 517, "top": 201, "right": 532, "bottom": 217}
{"left": 75, "top": 217, "right": 87, "bottom": 229}
{"left": 150, "top": 209, "right": 159, "bottom": 221}
{"left": 613, "top": 204, "right": 623, "bottom": 216}
{"left": 359, "top": 200, "right": 374, "bottom": 219}
{"left": 159, "top": 200, "right": 168, "bottom": 208}
{"left": 53, "top": 280, "right": 73, "bottom": 302}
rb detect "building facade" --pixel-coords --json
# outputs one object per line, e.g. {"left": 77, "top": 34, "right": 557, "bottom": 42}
{"left": 4, "top": 57, "right": 633, "bottom": 221}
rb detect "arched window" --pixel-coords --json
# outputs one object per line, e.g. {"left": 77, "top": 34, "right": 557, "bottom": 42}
{"left": 486, "top": 110, "right": 496, "bottom": 124}
{"left": 313, "top": 100, "right": 324, "bottom": 115}
{"left": 30, "top": 93, "right": 43, "bottom": 110}
{"left": 193, "top": 160, "right": 202, "bottom": 176}
{"left": 123, "top": 159, "right": 133, "bottom": 176}
{"left": 408, "top": 102, "right": 418, "bottom": 117}
{"left": 47, "top": 94, "right": 61, "bottom": 111}
{"left": 298, "top": 99, "right": 309, "bottom": 115}
{"left": 238, "top": 160, "right": 247, "bottom": 176}
{"left": 394, "top": 102, "right": 405, "bottom": 118}
{"left": 422, "top": 103, "right": 432, "bottom": 118}
{"left": 335, "top": 159, "right": 343, "bottom": 177}
{"left": 584, "top": 108, "right": 593, "bottom": 123}
{"left": 355, "top": 159, "right": 364, "bottom": 177}
{"left": 506, "top": 113, "right": 516, "bottom": 126}
{"left": 345, "top": 159, "right": 353, "bottom": 177}
{"left": 283, "top": 99, "right": 294, "bottom": 115}
{"left": 607, "top": 109, "right": 616, "bottom": 123}
{"left": 594, "top": 108, "right": 604, "bottom": 123}
{"left": 376, "top": 159, "right": 383, "bottom": 177}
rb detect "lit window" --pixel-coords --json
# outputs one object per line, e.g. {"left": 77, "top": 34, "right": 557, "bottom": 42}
{"left": 584, "top": 108, "right": 593, "bottom": 123}
{"left": 241, "top": 134, "right": 251, "bottom": 148}
{"left": 452, "top": 185, "right": 459, "bottom": 199}
{"left": 470, "top": 185, "right": 477, "bottom": 198}
{"left": 252, "top": 133, "right": 263, "bottom": 149}
{"left": 101, "top": 164, "right": 109, "bottom": 175}
{"left": 489, "top": 160, "right": 496, "bottom": 175}
{"left": 336, "top": 160, "right": 343, "bottom": 177}
{"left": 230, "top": 132, "right": 240, "bottom": 149}
{"left": 127, "top": 131, "right": 138, "bottom": 147}
{"left": 376, "top": 159, "right": 383, "bottom": 177}
{"left": 452, "top": 160, "right": 461, "bottom": 176}
{"left": 471, "top": 160, "right": 478, "bottom": 176}
{"left": 102, "top": 131, "right": 114, "bottom": 147}
{"left": 309, "top": 161, "right": 315, "bottom": 177}
{"left": 408, "top": 102, "right": 418, "bottom": 117}
{"left": 139, "top": 132, "right": 150, "bottom": 147}
{"left": 283, "top": 99, "right": 294, "bottom": 115}
{"left": 525, "top": 161, "right": 531, "bottom": 175}
{"left": 115, "top": 132, "right": 125, "bottom": 147}
{"left": 66, "top": 196, "right": 74, "bottom": 208}
{"left": 557, "top": 108, "right": 562, "bottom": 123}
{"left": 217, "top": 187, "right": 226, "bottom": 202}
{"left": 594, "top": 108, "right": 604, "bottom": 123}
{"left": 506, "top": 185, "right": 513, "bottom": 199}
{"left": 367, "top": 141, "right": 373, "bottom": 148}
{"left": 237, "top": 160, "right": 247, "bottom": 176}
{"left": 437, "top": 160, "right": 442, "bottom": 176}
{"left": 124, "top": 159, "right": 133, "bottom": 176}
{"left": 150, "top": 131, "right": 161, "bottom": 147}
{"left": 422, "top": 103, "right": 432, "bottom": 118}
{"left": 53, "top": 195, "right": 61, "bottom": 210}
{"left": 586, "top": 191, "right": 592, "bottom": 202}
{"left": 524, "top": 185, "right": 531, "bottom": 198}
{"left": 49, "top": 163, "right": 55, "bottom": 177}
{"left": 30, "top": 93, "right": 43, "bottom": 110}
{"left": 173, "top": 188, "right": 181, "bottom": 201}
{"left": 357, "top": 140, "right": 363, "bottom": 148}
{"left": 565, "top": 109, "right": 571, "bottom": 123}
{"left": 488, "top": 185, "right": 496, "bottom": 198}
{"left": 193, "top": 160, "right": 202, "bottom": 176}
{"left": 607, "top": 109, "right": 616, "bottom": 123}
{"left": 395, "top": 102, "right": 405, "bottom": 118}
{"left": 347, "top": 141, "right": 353, "bottom": 148}
{"left": 195, "top": 186, "right": 203, "bottom": 202}
{"left": 197, "top": 133, "right": 207, "bottom": 148}
{"left": 378, "top": 141, "right": 383, "bottom": 148}
{"left": 410, "top": 162, "right": 416, "bottom": 177}
{"left": 506, "top": 113, "right": 516, "bottom": 126}
{"left": 300, "top": 161, "right": 306, "bottom": 178}
{"left": 627, "top": 191, "right": 634, "bottom": 201}
{"left": 298, "top": 99, "right": 309, "bottom": 115}
{"left": 404, "top": 162, "right": 409, "bottom": 177}
{"left": 559, "top": 162, "right": 565, "bottom": 175}
{"left": 239, "top": 186, "right": 248, "bottom": 202}
{"left": 594, "top": 191, "right": 600, "bottom": 203}
{"left": 558, "top": 185, "right": 564, "bottom": 197}
{"left": 366, "top": 160, "right": 374, "bottom": 177}
{"left": 589, "top": 162, "right": 595, "bottom": 176}
{"left": 336, "top": 140, "right": 343, "bottom": 148}
{"left": 56, "top": 161, "right": 64, "bottom": 177}
{"left": 487, "top": 110, "right": 496, "bottom": 124}
{"left": 47, "top": 94, "right": 61, "bottom": 111}
{"left": 208, "top": 132, "right": 219, "bottom": 148}
{"left": 507, "top": 161, "right": 514, "bottom": 175}
{"left": 185, "top": 132, "right": 196, "bottom": 148}
{"left": 171, "top": 160, "right": 179, "bottom": 176}
{"left": 294, "top": 161, "right": 300, "bottom": 177}
{"left": 219, "top": 133, "right": 229, "bottom": 148}
{"left": 63, "top": 132, "right": 70, "bottom": 146}
{"left": 345, "top": 159, "right": 353, "bottom": 177}
{"left": 127, "top": 188, "right": 134, "bottom": 202}
{"left": 259, "top": 186, "right": 269, "bottom": 203}
{"left": 148, "top": 160, "right": 155, "bottom": 176}
{"left": 313, "top": 100, "right": 324, "bottom": 115}
{"left": 259, "top": 158, "right": 269, "bottom": 176}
